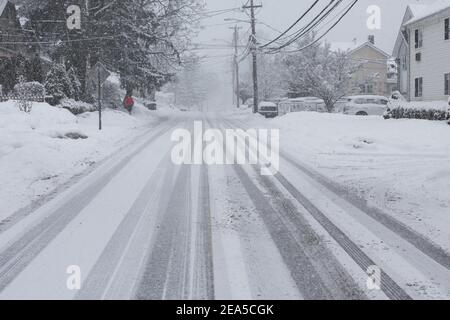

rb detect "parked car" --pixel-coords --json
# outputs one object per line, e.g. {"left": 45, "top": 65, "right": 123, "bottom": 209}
{"left": 258, "top": 102, "right": 278, "bottom": 118}
{"left": 341, "top": 95, "right": 389, "bottom": 116}
{"left": 278, "top": 97, "right": 326, "bottom": 114}
{"left": 145, "top": 102, "right": 157, "bottom": 110}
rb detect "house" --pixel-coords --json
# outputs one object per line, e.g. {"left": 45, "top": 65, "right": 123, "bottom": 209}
{"left": 330, "top": 36, "right": 396, "bottom": 97}
{"left": 392, "top": 4, "right": 428, "bottom": 98}
{"left": 0, "top": 0, "right": 23, "bottom": 57}
{"left": 396, "top": 0, "right": 450, "bottom": 102}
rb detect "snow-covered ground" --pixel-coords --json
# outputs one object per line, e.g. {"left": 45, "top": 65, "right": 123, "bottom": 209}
{"left": 241, "top": 111, "right": 450, "bottom": 251}
{"left": 0, "top": 101, "right": 162, "bottom": 221}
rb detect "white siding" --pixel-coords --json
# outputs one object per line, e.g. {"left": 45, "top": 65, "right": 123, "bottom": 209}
{"left": 408, "top": 8, "right": 450, "bottom": 101}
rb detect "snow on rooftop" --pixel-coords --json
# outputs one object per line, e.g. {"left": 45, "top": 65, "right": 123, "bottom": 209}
{"left": 0, "top": 0, "right": 8, "bottom": 16}
{"left": 408, "top": 4, "right": 428, "bottom": 17}
{"left": 329, "top": 41, "right": 363, "bottom": 52}
{"left": 405, "top": 0, "right": 450, "bottom": 25}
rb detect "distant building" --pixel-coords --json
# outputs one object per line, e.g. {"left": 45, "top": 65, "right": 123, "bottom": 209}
{"left": 0, "top": 0, "right": 23, "bottom": 58}
{"left": 402, "top": 0, "right": 450, "bottom": 102}
{"left": 330, "top": 36, "right": 396, "bottom": 97}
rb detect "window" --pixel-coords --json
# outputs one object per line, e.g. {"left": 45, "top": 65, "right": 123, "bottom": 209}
{"left": 445, "top": 73, "right": 450, "bottom": 95}
{"left": 415, "top": 53, "right": 422, "bottom": 61}
{"left": 402, "top": 56, "right": 407, "bottom": 70}
{"left": 415, "top": 77, "right": 423, "bottom": 97}
{"left": 445, "top": 18, "right": 449, "bottom": 40}
{"left": 415, "top": 29, "right": 423, "bottom": 48}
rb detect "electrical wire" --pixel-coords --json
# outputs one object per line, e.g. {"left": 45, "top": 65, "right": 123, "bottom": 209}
{"left": 259, "top": 0, "right": 320, "bottom": 48}
{"left": 267, "top": 0, "right": 359, "bottom": 54}
{"left": 264, "top": 0, "right": 343, "bottom": 52}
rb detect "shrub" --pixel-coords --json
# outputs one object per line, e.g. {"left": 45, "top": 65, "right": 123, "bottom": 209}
{"left": 384, "top": 101, "right": 449, "bottom": 121}
{"left": 59, "top": 98, "right": 97, "bottom": 115}
{"left": 14, "top": 77, "right": 34, "bottom": 113}
{"left": 14, "top": 81, "right": 45, "bottom": 98}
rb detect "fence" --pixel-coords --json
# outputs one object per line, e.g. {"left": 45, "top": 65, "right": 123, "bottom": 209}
{"left": 0, "top": 95, "right": 47, "bottom": 103}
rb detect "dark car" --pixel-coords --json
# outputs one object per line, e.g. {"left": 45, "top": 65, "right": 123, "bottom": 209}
{"left": 145, "top": 102, "right": 157, "bottom": 110}
{"left": 258, "top": 102, "right": 279, "bottom": 118}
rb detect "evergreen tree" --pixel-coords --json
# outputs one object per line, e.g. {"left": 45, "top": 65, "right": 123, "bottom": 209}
{"left": 44, "top": 63, "right": 73, "bottom": 100}
{"left": 27, "top": 54, "right": 44, "bottom": 83}
{"left": 19, "top": 0, "right": 204, "bottom": 100}
{"left": 67, "top": 67, "right": 82, "bottom": 101}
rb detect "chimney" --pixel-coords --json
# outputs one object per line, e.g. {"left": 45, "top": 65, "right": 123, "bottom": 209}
{"left": 368, "top": 35, "right": 375, "bottom": 45}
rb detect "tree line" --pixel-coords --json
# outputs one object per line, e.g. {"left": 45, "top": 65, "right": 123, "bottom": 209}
{"left": 1, "top": 0, "right": 203, "bottom": 101}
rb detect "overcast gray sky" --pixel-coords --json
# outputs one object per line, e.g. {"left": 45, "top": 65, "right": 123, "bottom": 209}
{"left": 195, "top": 0, "right": 436, "bottom": 106}
{"left": 196, "top": 0, "right": 434, "bottom": 69}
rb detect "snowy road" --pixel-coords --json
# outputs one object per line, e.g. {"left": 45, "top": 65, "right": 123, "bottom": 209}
{"left": 0, "top": 113, "right": 448, "bottom": 300}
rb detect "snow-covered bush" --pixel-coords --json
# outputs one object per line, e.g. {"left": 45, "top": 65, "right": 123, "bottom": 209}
{"left": 385, "top": 101, "right": 449, "bottom": 121}
{"left": 59, "top": 99, "right": 97, "bottom": 115}
{"left": 44, "top": 64, "right": 73, "bottom": 104}
{"left": 14, "top": 77, "right": 35, "bottom": 113}
{"left": 14, "top": 81, "right": 45, "bottom": 99}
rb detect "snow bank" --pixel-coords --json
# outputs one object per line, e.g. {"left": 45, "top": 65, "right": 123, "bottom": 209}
{"left": 267, "top": 112, "right": 450, "bottom": 154}
{"left": 0, "top": 100, "right": 159, "bottom": 221}
{"left": 246, "top": 111, "right": 450, "bottom": 250}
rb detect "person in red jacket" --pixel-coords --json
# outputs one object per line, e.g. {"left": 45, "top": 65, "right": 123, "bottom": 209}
{"left": 123, "top": 90, "right": 135, "bottom": 115}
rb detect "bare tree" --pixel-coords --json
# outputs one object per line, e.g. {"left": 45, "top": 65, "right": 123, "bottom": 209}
{"left": 283, "top": 40, "right": 359, "bottom": 112}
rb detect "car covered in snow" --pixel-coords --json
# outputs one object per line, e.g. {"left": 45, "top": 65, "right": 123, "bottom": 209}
{"left": 340, "top": 95, "right": 389, "bottom": 116}
{"left": 258, "top": 101, "right": 278, "bottom": 118}
{"left": 278, "top": 97, "right": 326, "bottom": 114}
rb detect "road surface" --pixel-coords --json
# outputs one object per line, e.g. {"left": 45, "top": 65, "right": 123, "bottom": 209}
{"left": 0, "top": 112, "right": 448, "bottom": 300}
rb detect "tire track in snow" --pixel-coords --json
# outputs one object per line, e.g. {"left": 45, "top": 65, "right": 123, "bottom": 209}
{"left": 0, "top": 121, "right": 177, "bottom": 293}
{"left": 273, "top": 173, "right": 411, "bottom": 300}
{"left": 134, "top": 164, "right": 193, "bottom": 299}
{"left": 74, "top": 152, "right": 172, "bottom": 300}
{"left": 221, "top": 117, "right": 411, "bottom": 300}
{"left": 212, "top": 118, "right": 359, "bottom": 299}
{"left": 0, "top": 118, "right": 172, "bottom": 235}
{"left": 133, "top": 118, "right": 215, "bottom": 300}
{"left": 229, "top": 117, "right": 450, "bottom": 271}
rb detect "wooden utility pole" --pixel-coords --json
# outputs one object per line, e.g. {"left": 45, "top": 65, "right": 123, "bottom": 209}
{"left": 243, "top": 0, "right": 262, "bottom": 113}
{"left": 97, "top": 62, "right": 102, "bottom": 130}
{"left": 230, "top": 25, "right": 242, "bottom": 109}
{"left": 84, "top": 0, "right": 91, "bottom": 96}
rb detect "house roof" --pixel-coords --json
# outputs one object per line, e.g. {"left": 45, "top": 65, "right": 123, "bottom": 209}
{"left": 0, "top": 0, "right": 9, "bottom": 16}
{"left": 329, "top": 41, "right": 363, "bottom": 52}
{"left": 408, "top": 4, "right": 428, "bottom": 17}
{"left": 404, "top": 0, "right": 450, "bottom": 26}
{"left": 349, "top": 41, "right": 390, "bottom": 58}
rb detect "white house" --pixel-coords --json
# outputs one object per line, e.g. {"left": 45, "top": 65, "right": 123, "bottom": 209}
{"left": 392, "top": 4, "right": 428, "bottom": 98}
{"left": 397, "top": 0, "right": 450, "bottom": 102}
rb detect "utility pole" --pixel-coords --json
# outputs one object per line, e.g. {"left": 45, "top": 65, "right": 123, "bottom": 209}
{"left": 84, "top": 0, "right": 91, "bottom": 96}
{"left": 230, "top": 25, "right": 242, "bottom": 109}
{"left": 243, "top": 0, "right": 262, "bottom": 113}
{"left": 97, "top": 62, "right": 102, "bottom": 130}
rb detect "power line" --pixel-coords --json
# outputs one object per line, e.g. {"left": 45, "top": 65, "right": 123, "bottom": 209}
{"left": 269, "top": 0, "right": 359, "bottom": 54}
{"left": 264, "top": 0, "right": 342, "bottom": 52}
{"left": 0, "top": 35, "right": 116, "bottom": 45}
{"left": 259, "top": 0, "right": 319, "bottom": 48}
{"left": 262, "top": 0, "right": 348, "bottom": 54}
